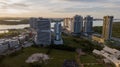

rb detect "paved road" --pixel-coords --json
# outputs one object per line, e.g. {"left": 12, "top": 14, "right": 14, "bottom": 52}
{"left": 93, "top": 33, "right": 120, "bottom": 42}
{"left": 111, "top": 37, "right": 120, "bottom": 42}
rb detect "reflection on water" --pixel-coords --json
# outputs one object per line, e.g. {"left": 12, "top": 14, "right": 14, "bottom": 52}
{"left": 0, "top": 20, "right": 120, "bottom": 33}
{"left": 0, "top": 24, "right": 30, "bottom": 34}
{"left": 93, "top": 20, "right": 120, "bottom": 26}
{"left": 0, "top": 24, "right": 30, "bottom": 30}
{"left": 4, "top": 19, "right": 22, "bottom": 22}
{"left": 0, "top": 30, "right": 8, "bottom": 33}
{"left": 51, "top": 21, "right": 103, "bottom": 27}
{"left": 93, "top": 21, "right": 103, "bottom": 26}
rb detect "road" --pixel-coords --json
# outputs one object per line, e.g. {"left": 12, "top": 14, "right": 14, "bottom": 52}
{"left": 111, "top": 37, "right": 120, "bottom": 42}
{"left": 93, "top": 33, "right": 120, "bottom": 42}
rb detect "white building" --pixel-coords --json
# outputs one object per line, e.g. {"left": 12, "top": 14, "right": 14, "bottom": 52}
{"left": 0, "top": 39, "right": 9, "bottom": 55}
{"left": 8, "top": 39, "right": 20, "bottom": 49}
{"left": 18, "top": 35, "right": 26, "bottom": 44}
{"left": 54, "top": 22, "right": 63, "bottom": 45}
{"left": 22, "top": 41, "right": 33, "bottom": 48}
{"left": 93, "top": 46, "right": 120, "bottom": 67}
{"left": 103, "top": 46, "right": 120, "bottom": 58}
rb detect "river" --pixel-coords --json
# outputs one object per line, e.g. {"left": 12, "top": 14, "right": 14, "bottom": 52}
{"left": 0, "top": 20, "right": 120, "bottom": 33}
{"left": 0, "top": 24, "right": 30, "bottom": 33}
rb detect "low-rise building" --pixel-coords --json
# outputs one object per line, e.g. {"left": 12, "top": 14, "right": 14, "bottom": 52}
{"left": 22, "top": 41, "right": 33, "bottom": 48}
{"left": 8, "top": 39, "right": 20, "bottom": 49}
{"left": 0, "top": 32, "right": 32, "bottom": 55}
{"left": 93, "top": 46, "right": 120, "bottom": 67}
{"left": 0, "top": 39, "right": 9, "bottom": 55}
{"left": 92, "top": 34, "right": 105, "bottom": 44}
{"left": 18, "top": 35, "right": 26, "bottom": 44}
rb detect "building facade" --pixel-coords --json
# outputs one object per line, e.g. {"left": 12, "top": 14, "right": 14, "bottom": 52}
{"left": 72, "top": 15, "right": 83, "bottom": 34}
{"left": 54, "top": 22, "right": 63, "bottom": 45}
{"left": 30, "top": 18, "right": 51, "bottom": 45}
{"left": 0, "top": 39, "right": 9, "bottom": 54}
{"left": 63, "top": 18, "right": 73, "bottom": 32}
{"left": 29, "top": 18, "right": 37, "bottom": 29}
{"left": 102, "top": 16, "right": 113, "bottom": 40}
{"left": 84, "top": 15, "right": 93, "bottom": 35}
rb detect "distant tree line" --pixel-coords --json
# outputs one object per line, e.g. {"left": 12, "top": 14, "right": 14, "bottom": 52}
{"left": 93, "top": 22, "right": 120, "bottom": 38}
{"left": 0, "top": 18, "right": 29, "bottom": 25}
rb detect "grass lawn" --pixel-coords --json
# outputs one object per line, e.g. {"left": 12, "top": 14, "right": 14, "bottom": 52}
{"left": 80, "top": 54, "right": 97, "bottom": 63}
{"left": 63, "top": 35, "right": 91, "bottom": 48}
{"left": 0, "top": 35, "right": 105, "bottom": 67}
{"left": 84, "top": 64, "right": 104, "bottom": 67}
{"left": 93, "top": 22, "right": 120, "bottom": 38}
{"left": 0, "top": 47, "right": 76, "bottom": 67}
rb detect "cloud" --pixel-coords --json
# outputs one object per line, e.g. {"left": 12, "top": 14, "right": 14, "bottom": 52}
{"left": 0, "top": 1, "right": 30, "bottom": 10}
{"left": 0, "top": 0, "right": 120, "bottom": 18}
{"left": 52, "top": 0, "right": 108, "bottom": 3}
{"left": 0, "top": 0, "right": 30, "bottom": 14}
{"left": 53, "top": 5, "right": 120, "bottom": 13}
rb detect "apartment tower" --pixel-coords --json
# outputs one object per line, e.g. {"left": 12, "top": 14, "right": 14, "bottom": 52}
{"left": 102, "top": 16, "right": 113, "bottom": 40}
{"left": 84, "top": 15, "right": 93, "bottom": 35}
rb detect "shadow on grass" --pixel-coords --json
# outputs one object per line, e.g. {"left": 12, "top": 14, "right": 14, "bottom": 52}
{"left": 46, "top": 45, "right": 76, "bottom": 52}
{"left": 29, "top": 62, "right": 42, "bottom": 67}
{"left": 0, "top": 55, "right": 5, "bottom": 63}
{"left": 8, "top": 50, "right": 23, "bottom": 57}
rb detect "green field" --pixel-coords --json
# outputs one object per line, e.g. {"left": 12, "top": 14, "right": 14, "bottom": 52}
{"left": 93, "top": 22, "right": 120, "bottom": 38}
{"left": 0, "top": 47, "right": 75, "bottom": 67}
{"left": 84, "top": 64, "right": 104, "bottom": 67}
{"left": 80, "top": 54, "right": 97, "bottom": 63}
{"left": 0, "top": 35, "right": 104, "bottom": 67}
{"left": 0, "top": 29, "right": 26, "bottom": 38}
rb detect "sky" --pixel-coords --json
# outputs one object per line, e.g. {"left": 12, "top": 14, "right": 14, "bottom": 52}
{"left": 0, "top": 0, "right": 120, "bottom": 18}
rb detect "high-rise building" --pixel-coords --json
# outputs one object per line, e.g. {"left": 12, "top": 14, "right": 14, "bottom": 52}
{"left": 54, "top": 22, "right": 63, "bottom": 45}
{"left": 63, "top": 18, "right": 69, "bottom": 29}
{"left": 29, "top": 18, "right": 37, "bottom": 29}
{"left": 72, "top": 15, "right": 83, "bottom": 34}
{"left": 84, "top": 15, "right": 93, "bottom": 35}
{"left": 63, "top": 18, "right": 73, "bottom": 32}
{"left": 29, "top": 18, "right": 51, "bottom": 45}
{"left": 102, "top": 16, "right": 113, "bottom": 40}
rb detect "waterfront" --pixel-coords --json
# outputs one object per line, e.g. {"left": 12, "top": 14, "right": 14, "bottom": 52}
{"left": 0, "top": 24, "right": 29, "bottom": 30}
{"left": 0, "top": 20, "right": 120, "bottom": 33}
{"left": 0, "top": 24, "right": 29, "bottom": 33}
